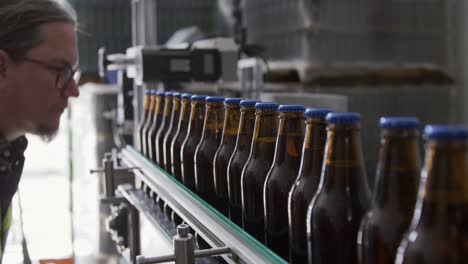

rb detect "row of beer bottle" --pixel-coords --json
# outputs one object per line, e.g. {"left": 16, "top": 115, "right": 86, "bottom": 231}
{"left": 304, "top": 117, "right": 468, "bottom": 264}
{"left": 137, "top": 89, "right": 468, "bottom": 264}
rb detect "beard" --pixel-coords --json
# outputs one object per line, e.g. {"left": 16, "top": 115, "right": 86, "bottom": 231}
{"left": 37, "top": 124, "right": 59, "bottom": 142}
{"left": 39, "top": 132, "right": 58, "bottom": 142}
{"left": 35, "top": 107, "right": 65, "bottom": 142}
{"left": 36, "top": 104, "right": 67, "bottom": 143}
{"left": 24, "top": 104, "right": 66, "bottom": 142}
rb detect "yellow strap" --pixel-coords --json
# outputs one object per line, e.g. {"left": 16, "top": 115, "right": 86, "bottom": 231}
{"left": 2, "top": 205, "right": 12, "bottom": 236}
{"left": 0, "top": 204, "right": 13, "bottom": 261}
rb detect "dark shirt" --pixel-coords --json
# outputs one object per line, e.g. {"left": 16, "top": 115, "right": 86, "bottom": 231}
{"left": 0, "top": 134, "right": 27, "bottom": 258}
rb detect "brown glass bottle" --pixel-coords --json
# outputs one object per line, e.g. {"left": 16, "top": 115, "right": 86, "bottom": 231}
{"left": 163, "top": 93, "right": 181, "bottom": 173}
{"left": 148, "top": 92, "right": 166, "bottom": 162}
{"left": 144, "top": 182, "right": 152, "bottom": 198}
{"left": 357, "top": 117, "right": 421, "bottom": 264}
{"left": 213, "top": 98, "right": 243, "bottom": 216}
{"left": 194, "top": 96, "right": 225, "bottom": 207}
{"left": 264, "top": 105, "right": 305, "bottom": 259}
{"left": 395, "top": 125, "right": 468, "bottom": 264}
{"left": 241, "top": 102, "right": 279, "bottom": 242}
{"left": 150, "top": 189, "right": 158, "bottom": 204}
{"left": 171, "top": 211, "right": 183, "bottom": 226}
{"left": 156, "top": 195, "right": 165, "bottom": 212}
{"left": 138, "top": 89, "right": 152, "bottom": 152}
{"left": 155, "top": 92, "right": 174, "bottom": 167}
{"left": 181, "top": 95, "right": 207, "bottom": 191}
{"left": 142, "top": 90, "right": 157, "bottom": 157}
{"left": 171, "top": 93, "right": 192, "bottom": 182}
{"left": 163, "top": 203, "right": 172, "bottom": 219}
{"left": 195, "top": 232, "right": 210, "bottom": 250}
{"left": 227, "top": 100, "right": 259, "bottom": 226}
{"left": 307, "top": 112, "right": 371, "bottom": 264}
{"left": 288, "top": 108, "right": 331, "bottom": 263}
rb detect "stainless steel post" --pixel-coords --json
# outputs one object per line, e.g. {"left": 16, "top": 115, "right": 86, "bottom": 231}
{"left": 129, "top": 203, "right": 141, "bottom": 263}
{"left": 103, "top": 153, "right": 115, "bottom": 197}
{"left": 174, "top": 224, "right": 195, "bottom": 264}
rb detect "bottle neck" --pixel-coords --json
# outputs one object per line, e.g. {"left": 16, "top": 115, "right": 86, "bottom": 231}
{"left": 220, "top": 106, "right": 241, "bottom": 145}
{"left": 251, "top": 110, "right": 278, "bottom": 158}
{"left": 415, "top": 140, "right": 468, "bottom": 226}
{"left": 143, "top": 94, "right": 151, "bottom": 117}
{"left": 149, "top": 95, "right": 158, "bottom": 111}
{"left": 273, "top": 112, "right": 304, "bottom": 167}
{"left": 176, "top": 99, "right": 191, "bottom": 133}
{"left": 187, "top": 102, "right": 206, "bottom": 138}
{"left": 373, "top": 129, "right": 421, "bottom": 208}
{"left": 169, "top": 97, "right": 181, "bottom": 130}
{"left": 161, "top": 97, "right": 174, "bottom": 126}
{"left": 144, "top": 94, "right": 151, "bottom": 109}
{"left": 235, "top": 108, "right": 256, "bottom": 151}
{"left": 201, "top": 103, "right": 225, "bottom": 140}
{"left": 152, "top": 95, "right": 165, "bottom": 123}
{"left": 147, "top": 95, "right": 157, "bottom": 121}
{"left": 321, "top": 123, "right": 366, "bottom": 186}
{"left": 299, "top": 117, "right": 328, "bottom": 179}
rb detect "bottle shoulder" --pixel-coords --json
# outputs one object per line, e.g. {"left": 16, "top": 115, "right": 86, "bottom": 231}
{"left": 264, "top": 164, "right": 298, "bottom": 193}
{"left": 214, "top": 145, "right": 234, "bottom": 164}
{"left": 290, "top": 176, "right": 317, "bottom": 199}
{"left": 230, "top": 148, "right": 250, "bottom": 163}
{"left": 311, "top": 188, "right": 369, "bottom": 215}
{"left": 196, "top": 140, "right": 219, "bottom": 157}
{"left": 398, "top": 229, "right": 468, "bottom": 262}
{"left": 243, "top": 157, "right": 271, "bottom": 182}
{"left": 174, "top": 130, "right": 188, "bottom": 142}
{"left": 360, "top": 209, "right": 408, "bottom": 233}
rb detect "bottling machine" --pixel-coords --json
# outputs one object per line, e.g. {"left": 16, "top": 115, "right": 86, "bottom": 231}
{"left": 83, "top": 0, "right": 458, "bottom": 263}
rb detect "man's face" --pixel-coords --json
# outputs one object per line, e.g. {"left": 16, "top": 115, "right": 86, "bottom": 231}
{"left": 6, "top": 22, "right": 79, "bottom": 139}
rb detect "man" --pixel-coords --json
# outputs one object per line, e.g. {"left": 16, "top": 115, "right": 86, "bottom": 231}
{"left": 0, "top": 0, "right": 79, "bottom": 260}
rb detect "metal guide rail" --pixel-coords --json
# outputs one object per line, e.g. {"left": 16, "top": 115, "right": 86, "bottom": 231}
{"left": 119, "top": 146, "right": 287, "bottom": 264}
{"left": 117, "top": 185, "right": 175, "bottom": 247}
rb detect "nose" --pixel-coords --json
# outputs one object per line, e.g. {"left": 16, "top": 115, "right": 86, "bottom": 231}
{"left": 62, "top": 79, "right": 80, "bottom": 98}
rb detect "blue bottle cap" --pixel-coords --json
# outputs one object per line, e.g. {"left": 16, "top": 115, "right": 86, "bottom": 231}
{"left": 379, "top": 117, "right": 419, "bottom": 129}
{"left": 326, "top": 112, "right": 361, "bottom": 124}
{"left": 278, "top": 105, "right": 305, "bottom": 113}
{"left": 181, "top": 93, "right": 192, "bottom": 100}
{"left": 224, "top": 98, "right": 243, "bottom": 105}
{"left": 164, "top": 91, "right": 174, "bottom": 96}
{"left": 173, "top": 92, "right": 181, "bottom": 97}
{"left": 191, "top": 95, "right": 207, "bottom": 101}
{"left": 145, "top": 89, "right": 153, "bottom": 95}
{"left": 240, "top": 100, "right": 261, "bottom": 107}
{"left": 206, "top": 96, "right": 225, "bottom": 103}
{"left": 255, "top": 102, "right": 279, "bottom": 110}
{"left": 305, "top": 108, "right": 334, "bottom": 118}
{"left": 424, "top": 125, "right": 468, "bottom": 140}
{"left": 156, "top": 91, "right": 166, "bottom": 96}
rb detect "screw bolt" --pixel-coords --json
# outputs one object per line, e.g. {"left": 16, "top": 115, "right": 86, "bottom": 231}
{"left": 177, "top": 224, "right": 190, "bottom": 237}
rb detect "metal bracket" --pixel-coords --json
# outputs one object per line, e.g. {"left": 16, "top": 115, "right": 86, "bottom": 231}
{"left": 90, "top": 150, "right": 140, "bottom": 197}
{"left": 136, "top": 224, "right": 231, "bottom": 264}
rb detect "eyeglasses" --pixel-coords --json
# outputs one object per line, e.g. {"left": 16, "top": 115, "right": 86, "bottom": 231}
{"left": 21, "top": 57, "right": 80, "bottom": 90}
